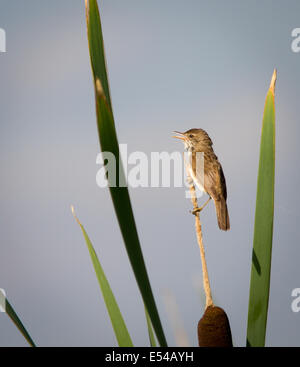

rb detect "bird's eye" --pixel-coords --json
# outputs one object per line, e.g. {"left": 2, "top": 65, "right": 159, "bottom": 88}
{"left": 189, "top": 134, "right": 194, "bottom": 138}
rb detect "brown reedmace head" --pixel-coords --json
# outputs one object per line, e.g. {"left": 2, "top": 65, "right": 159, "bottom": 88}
{"left": 198, "top": 306, "right": 233, "bottom": 347}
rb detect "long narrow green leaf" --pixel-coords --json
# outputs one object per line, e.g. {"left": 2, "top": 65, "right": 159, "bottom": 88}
{"left": 144, "top": 306, "right": 157, "bottom": 347}
{"left": 85, "top": 0, "right": 167, "bottom": 347}
{"left": 4, "top": 297, "right": 36, "bottom": 347}
{"left": 72, "top": 207, "right": 133, "bottom": 347}
{"left": 247, "top": 69, "right": 277, "bottom": 347}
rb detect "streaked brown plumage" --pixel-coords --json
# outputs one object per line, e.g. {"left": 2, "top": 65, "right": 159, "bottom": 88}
{"left": 173, "top": 128, "right": 230, "bottom": 231}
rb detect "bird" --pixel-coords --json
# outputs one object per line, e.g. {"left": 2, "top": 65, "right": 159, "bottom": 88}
{"left": 173, "top": 128, "right": 230, "bottom": 231}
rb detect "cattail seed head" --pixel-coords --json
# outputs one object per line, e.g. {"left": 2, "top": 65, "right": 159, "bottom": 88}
{"left": 198, "top": 306, "right": 233, "bottom": 347}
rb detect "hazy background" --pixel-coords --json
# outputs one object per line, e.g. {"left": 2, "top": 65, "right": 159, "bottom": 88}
{"left": 0, "top": 0, "right": 300, "bottom": 347}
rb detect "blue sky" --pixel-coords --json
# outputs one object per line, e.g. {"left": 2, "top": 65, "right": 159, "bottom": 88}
{"left": 0, "top": 0, "right": 300, "bottom": 346}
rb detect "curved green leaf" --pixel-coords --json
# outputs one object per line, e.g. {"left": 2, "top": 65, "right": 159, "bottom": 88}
{"left": 85, "top": 0, "right": 167, "bottom": 347}
{"left": 72, "top": 207, "right": 133, "bottom": 347}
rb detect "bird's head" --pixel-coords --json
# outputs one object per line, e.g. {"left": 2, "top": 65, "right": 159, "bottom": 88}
{"left": 173, "top": 128, "right": 212, "bottom": 151}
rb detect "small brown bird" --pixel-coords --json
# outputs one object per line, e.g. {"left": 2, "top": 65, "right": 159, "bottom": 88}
{"left": 173, "top": 128, "right": 230, "bottom": 231}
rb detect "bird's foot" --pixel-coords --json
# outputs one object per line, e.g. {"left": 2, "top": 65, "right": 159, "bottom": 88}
{"left": 191, "top": 207, "right": 202, "bottom": 216}
{"left": 190, "top": 197, "right": 212, "bottom": 216}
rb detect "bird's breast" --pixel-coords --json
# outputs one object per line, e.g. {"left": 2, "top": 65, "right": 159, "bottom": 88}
{"left": 186, "top": 162, "right": 206, "bottom": 193}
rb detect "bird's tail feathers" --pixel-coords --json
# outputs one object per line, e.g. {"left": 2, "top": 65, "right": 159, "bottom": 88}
{"left": 215, "top": 199, "right": 230, "bottom": 231}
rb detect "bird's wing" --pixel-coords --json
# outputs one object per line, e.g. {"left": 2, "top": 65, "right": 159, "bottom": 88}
{"left": 218, "top": 164, "right": 227, "bottom": 200}
{"left": 203, "top": 153, "right": 227, "bottom": 201}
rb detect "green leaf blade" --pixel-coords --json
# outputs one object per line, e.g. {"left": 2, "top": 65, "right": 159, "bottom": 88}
{"left": 85, "top": 0, "right": 167, "bottom": 347}
{"left": 144, "top": 306, "right": 157, "bottom": 347}
{"left": 72, "top": 208, "right": 133, "bottom": 347}
{"left": 5, "top": 298, "right": 36, "bottom": 347}
{"left": 247, "top": 70, "right": 276, "bottom": 347}
{"left": 86, "top": 0, "right": 112, "bottom": 109}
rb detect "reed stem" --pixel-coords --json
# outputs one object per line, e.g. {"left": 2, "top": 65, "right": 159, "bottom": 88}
{"left": 188, "top": 178, "right": 214, "bottom": 309}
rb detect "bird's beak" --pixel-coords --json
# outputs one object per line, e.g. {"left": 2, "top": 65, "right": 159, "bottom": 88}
{"left": 172, "top": 131, "right": 186, "bottom": 140}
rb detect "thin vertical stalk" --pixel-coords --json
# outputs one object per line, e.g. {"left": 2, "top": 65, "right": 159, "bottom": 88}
{"left": 188, "top": 177, "right": 213, "bottom": 309}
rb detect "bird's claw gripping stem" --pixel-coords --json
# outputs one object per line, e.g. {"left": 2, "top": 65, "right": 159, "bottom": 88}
{"left": 192, "top": 207, "right": 202, "bottom": 215}
{"left": 190, "top": 197, "right": 212, "bottom": 216}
